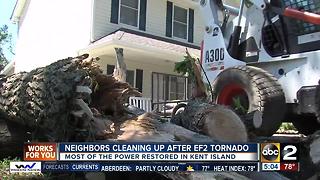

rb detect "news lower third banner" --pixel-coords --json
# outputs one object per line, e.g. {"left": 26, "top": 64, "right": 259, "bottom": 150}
{"left": 24, "top": 143, "right": 258, "bottom": 161}
{"left": 16, "top": 142, "right": 299, "bottom": 172}
{"left": 59, "top": 143, "right": 257, "bottom": 161}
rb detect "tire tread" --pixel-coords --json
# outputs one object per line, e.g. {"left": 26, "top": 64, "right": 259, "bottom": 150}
{"left": 213, "top": 65, "right": 286, "bottom": 136}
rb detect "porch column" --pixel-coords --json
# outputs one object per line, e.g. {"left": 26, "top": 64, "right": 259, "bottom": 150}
{"left": 113, "top": 48, "right": 127, "bottom": 82}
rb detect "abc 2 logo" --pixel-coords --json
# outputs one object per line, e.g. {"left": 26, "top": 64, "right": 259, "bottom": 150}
{"left": 260, "top": 143, "right": 299, "bottom": 163}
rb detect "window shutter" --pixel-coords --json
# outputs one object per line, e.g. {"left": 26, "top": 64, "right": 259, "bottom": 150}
{"left": 110, "top": 0, "right": 119, "bottom": 24}
{"left": 139, "top": 0, "right": 147, "bottom": 31}
{"left": 166, "top": 1, "right": 173, "bottom": 37}
{"left": 188, "top": 8, "right": 194, "bottom": 43}
{"left": 136, "top": 69, "right": 143, "bottom": 93}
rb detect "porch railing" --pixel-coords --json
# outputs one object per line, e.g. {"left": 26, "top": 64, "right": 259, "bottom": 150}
{"left": 129, "top": 97, "right": 152, "bottom": 112}
{"left": 129, "top": 96, "right": 188, "bottom": 119}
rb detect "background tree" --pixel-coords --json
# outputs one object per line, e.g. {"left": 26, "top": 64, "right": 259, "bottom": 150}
{"left": 0, "top": 25, "right": 13, "bottom": 71}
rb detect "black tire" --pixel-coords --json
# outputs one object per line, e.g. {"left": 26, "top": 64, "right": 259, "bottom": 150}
{"left": 291, "top": 114, "right": 320, "bottom": 135}
{"left": 212, "top": 66, "right": 286, "bottom": 136}
{"left": 171, "top": 103, "right": 187, "bottom": 116}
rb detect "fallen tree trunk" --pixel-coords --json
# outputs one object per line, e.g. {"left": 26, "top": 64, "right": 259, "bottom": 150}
{"left": 0, "top": 54, "right": 246, "bottom": 146}
{"left": 0, "top": 54, "right": 140, "bottom": 146}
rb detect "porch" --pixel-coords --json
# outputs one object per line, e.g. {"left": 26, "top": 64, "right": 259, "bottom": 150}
{"left": 129, "top": 72, "right": 191, "bottom": 117}
{"left": 79, "top": 28, "right": 199, "bottom": 99}
{"left": 79, "top": 28, "right": 198, "bottom": 116}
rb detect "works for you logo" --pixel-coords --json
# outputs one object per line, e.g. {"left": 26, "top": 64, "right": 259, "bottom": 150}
{"left": 10, "top": 162, "right": 41, "bottom": 173}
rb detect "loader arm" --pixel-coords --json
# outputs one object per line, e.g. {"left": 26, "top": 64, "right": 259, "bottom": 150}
{"left": 278, "top": 7, "right": 320, "bottom": 25}
{"left": 200, "top": 0, "right": 266, "bottom": 26}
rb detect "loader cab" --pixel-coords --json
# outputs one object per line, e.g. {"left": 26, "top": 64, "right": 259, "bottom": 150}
{"left": 262, "top": 0, "right": 320, "bottom": 57}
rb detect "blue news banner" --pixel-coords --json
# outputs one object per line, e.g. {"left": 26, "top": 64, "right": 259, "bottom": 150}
{"left": 42, "top": 143, "right": 259, "bottom": 172}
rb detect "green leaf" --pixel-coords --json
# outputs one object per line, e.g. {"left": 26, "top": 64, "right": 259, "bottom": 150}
{"left": 174, "top": 52, "right": 196, "bottom": 82}
{"left": 232, "top": 97, "right": 247, "bottom": 114}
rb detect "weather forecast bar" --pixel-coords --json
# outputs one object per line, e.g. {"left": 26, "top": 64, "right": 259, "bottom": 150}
{"left": 41, "top": 162, "right": 259, "bottom": 172}
{"left": 20, "top": 142, "right": 300, "bottom": 173}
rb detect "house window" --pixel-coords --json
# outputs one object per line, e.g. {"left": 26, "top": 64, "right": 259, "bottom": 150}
{"left": 169, "top": 76, "right": 186, "bottom": 100}
{"left": 119, "top": 0, "right": 140, "bottom": 27}
{"left": 107, "top": 65, "right": 142, "bottom": 92}
{"left": 126, "top": 70, "right": 135, "bottom": 87}
{"left": 107, "top": 65, "right": 115, "bottom": 75}
{"left": 152, "top": 73, "right": 190, "bottom": 102}
{"left": 173, "top": 6, "right": 188, "bottom": 39}
{"left": 166, "top": 1, "right": 194, "bottom": 42}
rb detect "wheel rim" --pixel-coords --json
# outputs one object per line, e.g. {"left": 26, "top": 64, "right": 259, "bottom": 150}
{"left": 217, "top": 84, "right": 249, "bottom": 115}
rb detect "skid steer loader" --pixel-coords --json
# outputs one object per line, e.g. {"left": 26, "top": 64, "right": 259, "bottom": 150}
{"left": 199, "top": 0, "right": 320, "bottom": 136}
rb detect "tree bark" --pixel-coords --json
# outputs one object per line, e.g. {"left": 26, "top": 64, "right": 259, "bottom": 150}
{"left": 0, "top": 54, "right": 140, "bottom": 146}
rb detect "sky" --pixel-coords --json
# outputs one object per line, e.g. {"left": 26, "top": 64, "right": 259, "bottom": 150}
{"left": 0, "top": 0, "right": 17, "bottom": 62}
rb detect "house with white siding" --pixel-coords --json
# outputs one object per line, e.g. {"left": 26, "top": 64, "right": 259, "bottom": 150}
{"left": 8, "top": 0, "right": 205, "bottom": 102}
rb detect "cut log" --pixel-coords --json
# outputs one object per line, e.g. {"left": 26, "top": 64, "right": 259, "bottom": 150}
{"left": 171, "top": 100, "right": 248, "bottom": 142}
